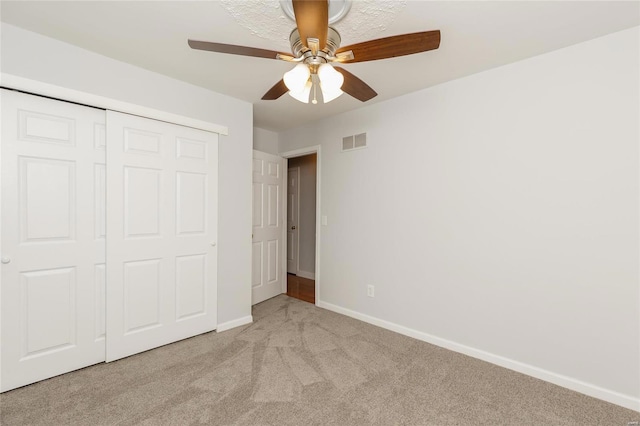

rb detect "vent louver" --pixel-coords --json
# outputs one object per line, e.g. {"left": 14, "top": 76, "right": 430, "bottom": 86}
{"left": 342, "top": 136, "right": 354, "bottom": 151}
{"left": 342, "top": 133, "right": 367, "bottom": 152}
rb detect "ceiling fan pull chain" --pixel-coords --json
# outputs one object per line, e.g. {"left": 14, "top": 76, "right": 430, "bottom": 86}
{"left": 312, "top": 79, "right": 318, "bottom": 104}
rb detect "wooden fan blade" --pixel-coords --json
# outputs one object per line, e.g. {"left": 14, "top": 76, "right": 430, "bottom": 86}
{"left": 333, "top": 67, "right": 377, "bottom": 102}
{"left": 292, "top": 0, "right": 328, "bottom": 51}
{"left": 335, "top": 30, "right": 441, "bottom": 63}
{"left": 262, "top": 79, "right": 289, "bottom": 100}
{"left": 188, "top": 40, "right": 290, "bottom": 60}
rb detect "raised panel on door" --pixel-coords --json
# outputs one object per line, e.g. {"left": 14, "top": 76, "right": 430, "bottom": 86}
{"left": 1, "top": 89, "right": 106, "bottom": 392}
{"left": 177, "top": 137, "right": 207, "bottom": 161}
{"left": 94, "top": 264, "right": 106, "bottom": 341}
{"left": 267, "top": 240, "right": 278, "bottom": 284}
{"left": 252, "top": 150, "right": 284, "bottom": 305}
{"left": 18, "top": 109, "right": 75, "bottom": 145}
{"left": 252, "top": 242, "right": 263, "bottom": 289}
{"left": 124, "top": 128, "right": 162, "bottom": 155}
{"left": 94, "top": 123, "right": 106, "bottom": 150}
{"left": 253, "top": 158, "right": 263, "bottom": 178}
{"left": 175, "top": 254, "right": 207, "bottom": 320}
{"left": 20, "top": 157, "right": 76, "bottom": 242}
{"left": 123, "top": 259, "right": 162, "bottom": 333}
{"left": 94, "top": 165, "right": 106, "bottom": 240}
{"left": 21, "top": 267, "right": 77, "bottom": 357}
{"left": 287, "top": 231, "right": 295, "bottom": 264}
{"left": 106, "top": 111, "right": 218, "bottom": 362}
{"left": 267, "top": 184, "right": 279, "bottom": 227}
{"left": 267, "top": 160, "right": 280, "bottom": 178}
{"left": 253, "top": 183, "right": 263, "bottom": 227}
{"left": 177, "top": 172, "right": 207, "bottom": 235}
{"left": 124, "top": 166, "right": 161, "bottom": 238}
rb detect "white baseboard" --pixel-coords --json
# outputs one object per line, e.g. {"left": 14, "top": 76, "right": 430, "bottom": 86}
{"left": 296, "top": 270, "right": 315, "bottom": 280}
{"left": 216, "top": 315, "right": 253, "bottom": 332}
{"left": 317, "top": 300, "right": 640, "bottom": 412}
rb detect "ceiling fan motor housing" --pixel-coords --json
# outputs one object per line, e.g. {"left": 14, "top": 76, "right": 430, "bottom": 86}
{"left": 290, "top": 27, "right": 342, "bottom": 66}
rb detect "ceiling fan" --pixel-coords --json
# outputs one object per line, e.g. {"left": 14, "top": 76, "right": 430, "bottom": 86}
{"left": 188, "top": 0, "right": 440, "bottom": 104}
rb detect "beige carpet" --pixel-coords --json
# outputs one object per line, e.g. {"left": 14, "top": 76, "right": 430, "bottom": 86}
{"left": 1, "top": 295, "right": 637, "bottom": 425}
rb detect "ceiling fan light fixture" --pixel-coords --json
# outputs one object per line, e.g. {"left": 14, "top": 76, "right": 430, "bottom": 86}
{"left": 288, "top": 80, "right": 312, "bottom": 103}
{"left": 191, "top": 1, "right": 439, "bottom": 105}
{"left": 321, "top": 88, "right": 343, "bottom": 103}
{"left": 317, "top": 63, "right": 344, "bottom": 102}
{"left": 318, "top": 63, "right": 344, "bottom": 92}
{"left": 283, "top": 63, "right": 310, "bottom": 93}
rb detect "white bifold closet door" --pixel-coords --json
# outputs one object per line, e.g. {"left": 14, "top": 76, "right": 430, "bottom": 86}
{"left": 1, "top": 91, "right": 219, "bottom": 391}
{"left": 105, "top": 111, "right": 218, "bottom": 362}
{"left": 0, "top": 89, "right": 107, "bottom": 392}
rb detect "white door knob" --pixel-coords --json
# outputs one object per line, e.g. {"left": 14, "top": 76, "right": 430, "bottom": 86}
{"left": 210, "top": 242, "right": 216, "bottom": 247}
{"left": 1, "top": 257, "right": 11, "bottom": 264}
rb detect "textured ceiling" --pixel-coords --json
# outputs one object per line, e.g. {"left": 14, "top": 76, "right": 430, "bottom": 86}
{"left": 219, "top": 0, "right": 407, "bottom": 51}
{"left": 1, "top": 1, "right": 639, "bottom": 132}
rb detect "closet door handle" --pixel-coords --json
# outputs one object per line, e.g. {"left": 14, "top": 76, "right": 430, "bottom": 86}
{"left": 1, "top": 257, "right": 11, "bottom": 264}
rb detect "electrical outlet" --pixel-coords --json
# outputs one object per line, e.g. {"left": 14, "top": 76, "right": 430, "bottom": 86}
{"left": 367, "top": 285, "right": 375, "bottom": 298}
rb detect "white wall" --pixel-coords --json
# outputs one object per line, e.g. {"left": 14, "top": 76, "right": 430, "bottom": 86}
{"left": 288, "top": 154, "right": 317, "bottom": 275}
{"left": 279, "top": 27, "right": 640, "bottom": 409}
{"left": 0, "top": 23, "right": 253, "bottom": 326}
{"left": 253, "top": 127, "right": 279, "bottom": 155}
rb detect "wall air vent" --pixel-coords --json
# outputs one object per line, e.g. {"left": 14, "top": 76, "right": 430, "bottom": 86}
{"left": 342, "top": 133, "right": 367, "bottom": 152}
{"left": 342, "top": 136, "right": 354, "bottom": 151}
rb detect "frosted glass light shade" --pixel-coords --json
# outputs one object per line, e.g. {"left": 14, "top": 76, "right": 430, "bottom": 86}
{"left": 288, "top": 80, "right": 312, "bottom": 103}
{"left": 318, "top": 63, "right": 344, "bottom": 92}
{"left": 283, "top": 64, "right": 310, "bottom": 93}
{"left": 322, "top": 88, "right": 343, "bottom": 103}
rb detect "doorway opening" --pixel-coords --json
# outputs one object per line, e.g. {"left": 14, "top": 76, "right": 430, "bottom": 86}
{"left": 284, "top": 152, "right": 318, "bottom": 304}
{"left": 287, "top": 274, "right": 315, "bottom": 304}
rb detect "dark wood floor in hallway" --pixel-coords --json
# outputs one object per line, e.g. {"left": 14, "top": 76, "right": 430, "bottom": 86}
{"left": 286, "top": 273, "right": 315, "bottom": 304}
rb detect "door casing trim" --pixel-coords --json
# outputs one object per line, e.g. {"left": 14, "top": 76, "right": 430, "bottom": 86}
{"left": 279, "top": 146, "right": 321, "bottom": 306}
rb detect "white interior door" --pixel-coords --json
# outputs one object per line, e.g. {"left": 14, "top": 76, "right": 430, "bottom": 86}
{"left": 0, "top": 89, "right": 106, "bottom": 391}
{"left": 287, "top": 167, "right": 299, "bottom": 274}
{"left": 106, "top": 111, "right": 218, "bottom": 362}
{"left": 252, "top": 150, "right": 284, "bottom": 304}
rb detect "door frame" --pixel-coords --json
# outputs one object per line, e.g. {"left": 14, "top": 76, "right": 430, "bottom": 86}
{"left": 280, "top": 146, "right": 321, "bottom": 306}
{"left": 287, "top": 166, "right": 301, "bottom": 276}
